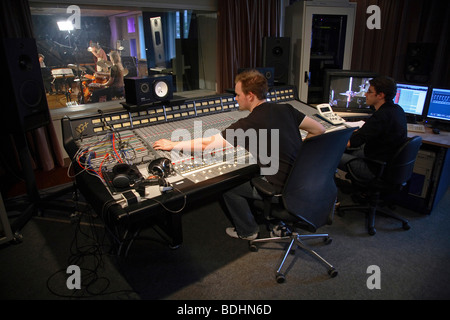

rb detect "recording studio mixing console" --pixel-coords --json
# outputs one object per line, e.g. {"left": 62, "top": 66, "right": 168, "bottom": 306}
{"left": 61, "top": 86, "right": 346, "bottom": 251}
{"left": 63, "top": 88, "right": 297, "bottom": 198}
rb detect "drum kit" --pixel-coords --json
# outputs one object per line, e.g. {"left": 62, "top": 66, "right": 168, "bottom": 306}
{"left": 51, "top": 60, "right": 129, "bottom": 105}
{"left": 50, "top": 62, "right": 110, "bottom": 104}
{"left": 72, "top": 62, "right": 110, "bottom": 104}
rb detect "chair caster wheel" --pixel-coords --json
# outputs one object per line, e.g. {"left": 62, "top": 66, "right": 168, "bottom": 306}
{"left": 11, "top": 232, "right": 23, "bottom": 244}
{"left": 324, "top": 237, "right": 332, "bottom": 245}
{"left": 328, "top": 268, "right": 338, "bottom": 278}
{"left": 402, "top": 222, "right": 411, "bottom": 230}
{"left": 249, "top": 244, "right": 258, "bottom": 252}
{"left": 276, "top": 273, "right": 286, "bottom": 283}
{"left": 368, "top": 227, "right": 376, "bottom": 236}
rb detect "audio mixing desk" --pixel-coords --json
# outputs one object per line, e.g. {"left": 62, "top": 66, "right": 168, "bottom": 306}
{"left": 62, "top": 86, "right": 336, "bottom": 253}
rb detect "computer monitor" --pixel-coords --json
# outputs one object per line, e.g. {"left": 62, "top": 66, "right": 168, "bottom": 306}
{"left": 323, "top": 70, "right": 379, "bottom": 113}
{"left": 394, "top": 83, "right": 429, "bottom": 117}
{"left": 426, "top": 87, "right": 450, "bottom": 123}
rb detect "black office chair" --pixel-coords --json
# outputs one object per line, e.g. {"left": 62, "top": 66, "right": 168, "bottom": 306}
{"left": 249, "top": 127, "right": 356, "bottom": 283}
{"left": 337, "top": 136, "right": 422, "bottom": 235}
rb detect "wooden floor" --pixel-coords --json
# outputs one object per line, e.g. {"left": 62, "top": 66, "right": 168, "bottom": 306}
{"left": 45, "top": 77, "right": 84, "bottom": 110}
{"left": 46, "top": 94, "right": 77, "bottom": 110}
{"left": 46, "top": 93, "right": 78, "bottom": 110}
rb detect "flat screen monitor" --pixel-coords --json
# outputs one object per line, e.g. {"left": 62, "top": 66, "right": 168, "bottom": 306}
{"left": 426, "top": 88, "right": 450, "bottom": 122}
{"left": 323, "top": 70, "right": 378, "bottom": 113}
{"left": 394, "top": 83, "right": 429, "bottom": 116}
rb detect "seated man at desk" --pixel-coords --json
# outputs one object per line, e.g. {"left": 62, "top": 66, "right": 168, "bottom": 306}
{"left": 152, "top": 69, "right": 325, "bottom": 240}
{"left": 338, "top": 76, "right": 407, "bottom": 180}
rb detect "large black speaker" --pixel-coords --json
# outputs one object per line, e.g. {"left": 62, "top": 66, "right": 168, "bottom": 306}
{"left": 263, "top": 37, "right": 290, "bottom": 85}
{"left": 124, "top": 75, "right": 173, "bottom": 106}
{"left": 0, "top": 38, "right": 50, "bottom": 133}
{"left": 405, "top": 43, "right": 436, "bottom": 83}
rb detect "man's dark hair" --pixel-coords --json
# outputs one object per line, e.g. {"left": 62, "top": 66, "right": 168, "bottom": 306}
{"left": 369, "top": 76, "right": 397, "bottom": 101}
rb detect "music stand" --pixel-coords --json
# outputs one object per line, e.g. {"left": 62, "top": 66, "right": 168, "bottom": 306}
{"left": 51, "top": 68, "right": 74, "bottom": 104}
{"left": 69, "top": 64, "right": 88, "bottom": 105}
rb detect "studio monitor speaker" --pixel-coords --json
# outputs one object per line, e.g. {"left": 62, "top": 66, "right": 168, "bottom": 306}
{"left": 263, "top": 37, "right": 290, "bottom": 85}
{"left": 124, "top": 75, "right": 173, "bottom": 106}
{"left": 0, "top": 38, "right": 50, "bottom": 133}
{"left": 150, "top": 17, "right": 166, "bottom": 67}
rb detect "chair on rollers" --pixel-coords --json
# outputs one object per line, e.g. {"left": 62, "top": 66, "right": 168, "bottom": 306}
{"left": 249, "top": 127, "right": 356, "bottom": 283}
{"left": 337, "top": 136, "right": 422, "bottom": 235}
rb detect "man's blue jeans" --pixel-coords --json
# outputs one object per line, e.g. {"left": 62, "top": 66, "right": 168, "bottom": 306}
{"left": 223, "top": 180, "right": 263, "bottom": 237}
{"left": 338, "top": 147, "right": 376, "bottom": 181}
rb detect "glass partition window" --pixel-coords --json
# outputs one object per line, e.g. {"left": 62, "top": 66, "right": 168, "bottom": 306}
{"left": 30, "top": 3, "right": 217, "bottom": 110}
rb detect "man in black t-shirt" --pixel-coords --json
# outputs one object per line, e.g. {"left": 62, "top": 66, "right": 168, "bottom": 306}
{"left": 153, "top": 70, "right": 325, "bottom": 240}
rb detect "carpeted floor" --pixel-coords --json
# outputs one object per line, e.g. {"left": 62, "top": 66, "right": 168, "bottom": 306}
{"left": 1, "top": 185, "right": 450, "bottom": 302}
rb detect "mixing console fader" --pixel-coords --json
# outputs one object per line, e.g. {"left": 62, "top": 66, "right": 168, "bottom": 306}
{"left": 135, "top": 111, "right": 255, "bottom": 184}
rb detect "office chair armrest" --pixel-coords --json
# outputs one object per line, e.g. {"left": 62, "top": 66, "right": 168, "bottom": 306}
{"left": 251, "top": 177, "right": 276, "bottom": 197}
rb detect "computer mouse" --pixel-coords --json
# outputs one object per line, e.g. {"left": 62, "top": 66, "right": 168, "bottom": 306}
{"left": 432, "top": 128, "right": 440, "bottom": 134}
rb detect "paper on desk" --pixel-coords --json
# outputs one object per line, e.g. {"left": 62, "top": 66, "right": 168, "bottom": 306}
{"left": 345, "top": 120, "right": 365, "bottom": 129}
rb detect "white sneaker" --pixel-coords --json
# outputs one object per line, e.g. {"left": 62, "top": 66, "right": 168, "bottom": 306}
{"left": 225, "top": 227, "right": 258, "bottom": 240}
{"left": 270, "top": 224, "right": 288, "bottom": 237}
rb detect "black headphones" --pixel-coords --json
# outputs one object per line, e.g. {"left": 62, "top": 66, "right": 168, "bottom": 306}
{"left": 147, "top": 157, "right": 173, "bottom": 178}
{"left": 112, "top": 163, "right": 141, "bottom": 189}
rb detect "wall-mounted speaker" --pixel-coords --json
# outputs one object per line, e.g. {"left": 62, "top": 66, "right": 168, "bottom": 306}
{"left": 263, "top": 37, "right": 290, "bottom": 85}
{"left": 0, "top": 38, "right": 50, "bottom": 133}
{"left": 124, "top": 75, "right": 173, "bottom": 106}
{"left": 150, "top": 16, "right": 166, "bottom": 67}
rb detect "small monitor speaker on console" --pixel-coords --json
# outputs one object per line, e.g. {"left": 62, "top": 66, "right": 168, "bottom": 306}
{"left": 124, "top": 75, "right": 173, "bottom": 106}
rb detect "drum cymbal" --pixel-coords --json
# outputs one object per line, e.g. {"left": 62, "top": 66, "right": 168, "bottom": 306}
{"left": 123, "top": 68, "right": 129, "bottom": 76}
{"left": 67, "top": 64, "right": 86, "bottom": 72}
{"left": 97, "top": 60, "right": 112, "bottom": 69}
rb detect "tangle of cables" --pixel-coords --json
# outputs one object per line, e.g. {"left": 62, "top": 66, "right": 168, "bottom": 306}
{"left": 68, "top": 113, "right": 137, "bottom": 183}
{"left": 45, "top": 206, "right": 137, "bottom": 299}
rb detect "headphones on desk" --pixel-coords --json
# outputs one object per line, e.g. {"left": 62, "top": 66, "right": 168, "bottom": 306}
{"left": 111, "top": 163, "right": 141, "bottom": 189}
{"left": 147, "top": 157, "right": 187, "bottom": 213}
{"left": 147, "top": 157, "right": 173, "bottom": 178}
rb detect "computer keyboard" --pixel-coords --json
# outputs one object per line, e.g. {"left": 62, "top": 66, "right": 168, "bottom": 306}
{"left": 407, "top": 123, "right": 426, "bottom": 133}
